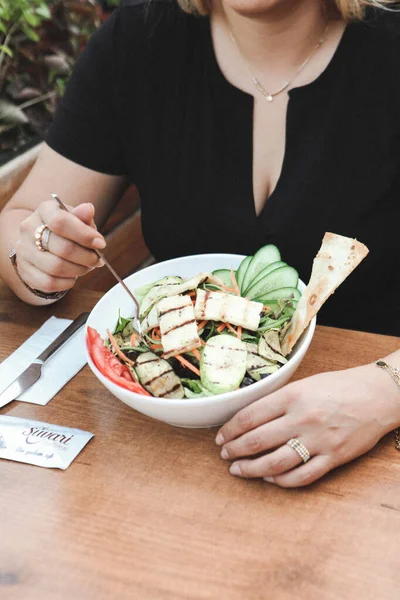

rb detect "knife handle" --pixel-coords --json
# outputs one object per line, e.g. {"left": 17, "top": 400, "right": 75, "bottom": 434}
{"left": 37, "top": 312, "right": 90, "bottom": 364}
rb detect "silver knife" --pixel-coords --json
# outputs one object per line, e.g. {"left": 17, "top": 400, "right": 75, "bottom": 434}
{"left": 0, "top": 312, "right": 90, "bottom": 409}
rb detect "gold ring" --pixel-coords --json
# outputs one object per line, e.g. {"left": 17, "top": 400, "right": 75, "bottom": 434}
{"left": 34, "top": 224, "right": 50, "bottom": 252}
{"left": 286, "top": 438, "right": 311, "bottom": 463}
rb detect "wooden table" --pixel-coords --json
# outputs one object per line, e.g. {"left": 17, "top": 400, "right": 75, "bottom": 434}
{"left": 1, "top": 283, "right": 400, "bottom": 600}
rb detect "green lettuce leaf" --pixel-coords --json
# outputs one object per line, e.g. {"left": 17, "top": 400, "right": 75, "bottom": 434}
{"left": 182, "top": 379, "right": 213, "bottom": 399}
{"left": 113, "top": 310, "right": 133, "bottom": 335}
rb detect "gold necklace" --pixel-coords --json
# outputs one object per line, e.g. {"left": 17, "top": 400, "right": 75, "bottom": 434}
{"left": 229, "top": 23, "right": 329, "bottom": 103}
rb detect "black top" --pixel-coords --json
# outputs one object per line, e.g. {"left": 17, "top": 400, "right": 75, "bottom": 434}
{"left": 46, "top": 1, "right": 400, "bottom": 336}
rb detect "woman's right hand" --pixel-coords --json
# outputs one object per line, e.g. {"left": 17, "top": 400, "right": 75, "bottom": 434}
{"left": 15, "top": 198, "right": 106, "bottom": 294}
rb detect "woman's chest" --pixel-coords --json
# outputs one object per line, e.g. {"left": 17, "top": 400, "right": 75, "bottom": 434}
{"left": 133, "top": 82, "right": 397, "bottom": 213}
{"left": 122, "top": 47, "right": 400, "bottom": 265}
{"left": 252, "top": 95, "right": 289, "bottom": 215}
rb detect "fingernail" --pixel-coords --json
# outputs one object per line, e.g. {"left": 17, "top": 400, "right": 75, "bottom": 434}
{"left": 220, "top": 447, "right": 229, "bottom": 460}
{"left": 92, "top": 237, "right": 106, "bottom": 249}
{"left": 97, "top": 259, "right": 105, "bottom": 267}
{"left": 230, "top": 463, "right": 241, "bottom": 477}
{"left": 263, "top": 477, "right": 275, "bottom": 484}
{"left": 215, "top": 432, "right": 225, "bottom": 446}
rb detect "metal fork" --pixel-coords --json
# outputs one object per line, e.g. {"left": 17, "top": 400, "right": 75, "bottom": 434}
{"left": 51, "top": 193, "right": 143, "bottom": 338}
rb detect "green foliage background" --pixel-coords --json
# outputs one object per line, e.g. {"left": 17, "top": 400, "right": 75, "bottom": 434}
{"left": 0, "top": 0, "right": 120, "bottom": 160}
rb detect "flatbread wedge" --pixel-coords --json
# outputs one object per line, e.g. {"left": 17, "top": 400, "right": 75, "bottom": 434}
{"left": 281, "top": 233, "right": 369, "bottom": 356}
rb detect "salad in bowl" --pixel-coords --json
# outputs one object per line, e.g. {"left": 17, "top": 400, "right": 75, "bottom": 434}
{"left": 85, "top": 233, "right": 368, "bottom": 427}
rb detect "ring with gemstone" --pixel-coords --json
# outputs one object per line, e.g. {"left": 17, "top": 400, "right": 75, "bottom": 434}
{"left": 34, "top": 224, "right": 51, "bottom": 252}
{"left": 41, "top": 226, "right": 51, "bottom": 252}
{"left": 286, "top": 438, "right": 311, "bottom": 463}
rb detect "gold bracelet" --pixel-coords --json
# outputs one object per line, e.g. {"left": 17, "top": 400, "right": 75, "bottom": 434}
{"left": 376, "top": 359, "right": 400, "bottom": 450}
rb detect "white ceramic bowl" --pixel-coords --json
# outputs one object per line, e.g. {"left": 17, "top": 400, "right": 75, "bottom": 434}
{"left": 85, "top": 254, "right": 316, "bottom": 428}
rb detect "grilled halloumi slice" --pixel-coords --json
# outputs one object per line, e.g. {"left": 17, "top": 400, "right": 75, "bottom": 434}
{"left": 157, "top": 295, "right": 201, "bottom": 358}
{"left": 141, "top": 305, "right": 159, "bottom": 334}
{"left": 140, "top": 273, "right": 218, "bottom": 333}
{"left": 140, "top": 273, "right": 212, "bottom": 318}
{"left": 135, "top": 352, "right": 184, "bottom": 398}
{"left": 139, "top": 276, "right": 184, "bottom": 317}
{"left": 195, "top": 290, "right": 263, "bottom": 331}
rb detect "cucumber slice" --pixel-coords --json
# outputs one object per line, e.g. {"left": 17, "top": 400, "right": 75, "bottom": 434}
{"left": 243, "top": 260, "right": 287, "bottom": 295}
{"left": 246, "top": 266, "right": 299, "bottom": 300}
{"left": 201, "top": 335, "right": 247, "bottom": 395}
{"left": 212, "top": 269, "right": 234, "bottom": 288}
{"left": 236, "top": 255, "right": 252, "bottom": 292}
{"left": 254, "top": 287, "right": 301, "bottom": 303}
{"left": 241, "top": 245, "right": 281, "bottom": 293}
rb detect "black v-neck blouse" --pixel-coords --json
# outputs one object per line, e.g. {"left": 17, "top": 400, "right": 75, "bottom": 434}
{"left": 46, "top": 0, "right": 400, "bottom": 336}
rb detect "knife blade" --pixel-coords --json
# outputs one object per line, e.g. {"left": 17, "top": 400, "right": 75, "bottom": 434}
{"left": 0, "top": 312, "right": 89, "bottom": 409}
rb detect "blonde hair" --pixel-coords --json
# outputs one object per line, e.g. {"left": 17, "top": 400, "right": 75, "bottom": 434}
{"left": 177, "top": 0, "right": 395, "bottom": 20}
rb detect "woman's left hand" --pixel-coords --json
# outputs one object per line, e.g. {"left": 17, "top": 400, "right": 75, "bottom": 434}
{"left": 216, "top": 362, "right": 400, "bottom": 488}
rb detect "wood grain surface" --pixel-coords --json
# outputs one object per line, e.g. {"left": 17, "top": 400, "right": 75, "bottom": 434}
{"left": 1, "top": 283, "right": 400, "bottom": 600}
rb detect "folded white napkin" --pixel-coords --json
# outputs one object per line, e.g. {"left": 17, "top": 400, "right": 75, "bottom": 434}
{"left": 0, "top": 316, "right": 87, "bottom": 406}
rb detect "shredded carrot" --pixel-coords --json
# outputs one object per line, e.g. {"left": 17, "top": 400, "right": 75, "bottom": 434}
{"left": 226, "top": 323, "right": 238, "bottom": 336}
{"left": 187, "top": 290, "right": 197, "bottom": 298}
{"left": 192, "top": 348, "right": 201, "bottom": 361}
{"left": 200, "top": 339, "right": 206, "bottom": 346}
{"left": 130, "top": 333, "right": 139, "bottom": 346}
{"left": 197, "top": 320, "right": 208, "bottom": 331}
{"left": 175, "top": 354, "right": 201, "bottom": 377}
{"left": 217, "top": 321, "right": 241, "bottom": 338}
{"left": 227, "top": 323, "right": 242, "bottom": 340}
{"left": 150, "top": 327, "right": 161, "bottom": 341}
{"left": 209, "top": 273, "right": 238, "bottom": 293}
{"left": 210, "top": 277, "right": 236, "bottom": 294}
{"left": 219, "top": 284, "right": 236, "bottom": 294}
{"left": 149, "top": 343, "right": 163, "bottom": 351}
{"left": 230, "top": 268, "right": 241, "bottom": 296}
{"left": 107, "top": 329, "right": 136, "bottom": 366}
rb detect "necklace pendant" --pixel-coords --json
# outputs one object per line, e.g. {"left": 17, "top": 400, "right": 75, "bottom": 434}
{"left": 266, "top": 94, "right": 273, "bottom": 103}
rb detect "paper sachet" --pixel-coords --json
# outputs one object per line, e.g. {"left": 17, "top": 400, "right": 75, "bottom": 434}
{"left": 0, "top": 415, "right": 93, "bottom": 470}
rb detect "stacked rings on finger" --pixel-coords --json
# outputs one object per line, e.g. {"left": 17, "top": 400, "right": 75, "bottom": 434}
{"left": 34, "top": 224, "right": 51, "bottom": 252}
{"left": 286, "top": 438, "right": 311, "bottom": 463}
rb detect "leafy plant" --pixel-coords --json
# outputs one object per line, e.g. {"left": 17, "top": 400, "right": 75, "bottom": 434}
{"left": 0, "top": 0, "right": 119, "bottom": 163}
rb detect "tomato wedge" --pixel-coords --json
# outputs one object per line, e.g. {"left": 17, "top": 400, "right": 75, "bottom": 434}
{"left": 86, "top": 327, "right": 151, "bottom": 396}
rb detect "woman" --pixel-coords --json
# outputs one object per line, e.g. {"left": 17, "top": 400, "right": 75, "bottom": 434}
{"left": 0, "top": 0, "right": 399, "bottom": 487}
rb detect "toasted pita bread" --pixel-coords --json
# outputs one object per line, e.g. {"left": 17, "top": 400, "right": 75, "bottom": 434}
{"left": 281, "top": 233, "right": 369, "bottom": 356}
